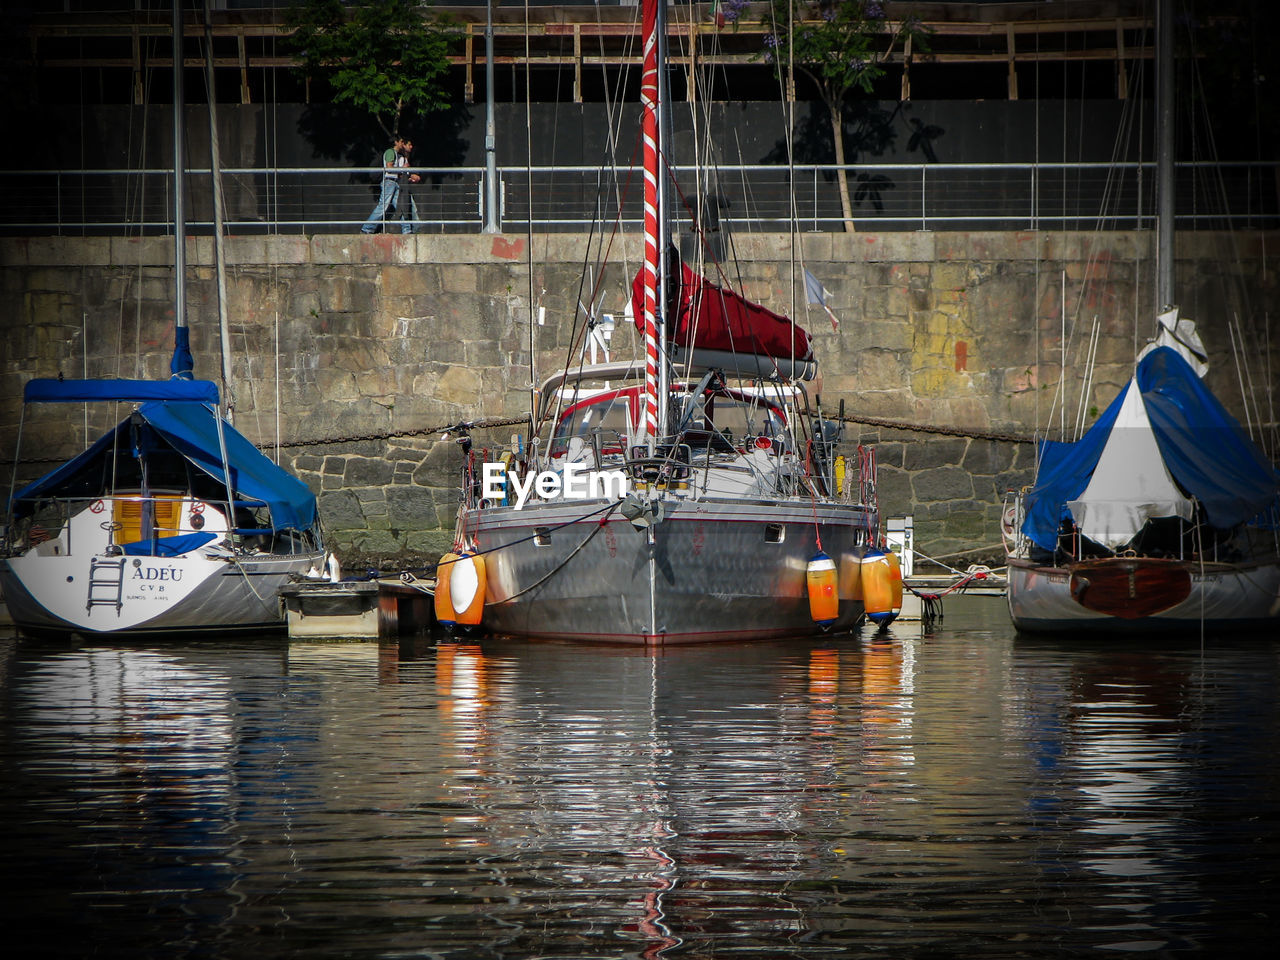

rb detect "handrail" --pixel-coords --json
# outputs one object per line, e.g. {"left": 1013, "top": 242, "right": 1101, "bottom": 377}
{"left": 0, "top": 161, "right": 1274, "bottom": 235}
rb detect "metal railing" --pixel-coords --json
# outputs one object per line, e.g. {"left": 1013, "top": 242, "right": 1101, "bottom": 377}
{"left": 0, "top": 161, "right": 1274, "bottom": 235}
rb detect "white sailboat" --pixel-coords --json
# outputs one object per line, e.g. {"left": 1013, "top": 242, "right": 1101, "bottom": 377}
{"left": 1004, "top": 0, "right": 1280, "bottom": 633}
{"left": 0, "top": 1, "right": 329, "bottom": 637}
{"left": 436, "top": 0, "right": 889, "bottom": 644}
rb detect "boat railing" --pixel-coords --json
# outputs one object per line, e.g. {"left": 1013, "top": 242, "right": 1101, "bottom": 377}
{"left": 3, "top": 494, "right": 288, "bottom": 557}
{"left": 1, "top": 160, "right": 1274, "bottom": 236}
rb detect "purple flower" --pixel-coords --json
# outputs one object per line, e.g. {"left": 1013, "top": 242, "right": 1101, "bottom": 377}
{"left": 867, "top": 1, "right": 885, "bottom": 18}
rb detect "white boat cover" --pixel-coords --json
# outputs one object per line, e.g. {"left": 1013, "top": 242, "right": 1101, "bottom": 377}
{"left": 1065, "top": 379, "right": 1193, "bottom": 548}
{"left": 1137, "top": 306, "right": 1209, "bottom": 376}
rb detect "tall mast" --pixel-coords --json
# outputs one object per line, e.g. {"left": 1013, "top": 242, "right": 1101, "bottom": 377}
{"left": 1155, "top": 0, "right": 1174, "bottom": 309}
{"left": 169, "top": 0, "right": 193, "bottom": 381}
{"left": 639, "top": 0, "right": 664, "bottom": 446}
{"left": 172, "top": 0, "right": 186, "bottom": 338}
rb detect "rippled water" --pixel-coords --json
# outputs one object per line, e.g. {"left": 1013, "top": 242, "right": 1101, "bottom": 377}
{"left": 1, "top": 597, "right": 1277, "bottom": 958}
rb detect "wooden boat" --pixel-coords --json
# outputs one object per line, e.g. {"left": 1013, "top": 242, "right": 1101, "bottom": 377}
{"left": 1005, "top": 0, "right": 1280, "bottom": 635}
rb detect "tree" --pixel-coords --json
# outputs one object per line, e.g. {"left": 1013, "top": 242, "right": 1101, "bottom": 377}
{"left": 285, "top": 0, "right": 454, "bottom": 141}
{"left": 763, "top": 1, "right": 928, "bottom": 231}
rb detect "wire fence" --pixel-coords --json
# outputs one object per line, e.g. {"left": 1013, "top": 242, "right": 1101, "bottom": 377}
{"left": 0, "top": 161, "right": 1274, "bottom": 235}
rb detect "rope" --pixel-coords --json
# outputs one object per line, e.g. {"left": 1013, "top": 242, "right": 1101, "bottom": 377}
{"left": 905, "top": 563, "right": 997, "bottom": 601}
{"left": 7, "top": 415, "right": 535, "bottom": 467}
{"left": 426, "top": 499, "right": 622, "bottom": 578}
{"left": 499, "top": 501, "right": 621, "bottom": 602}
{"left": 832, "top": 413, "right": 1034, "bottom": 445}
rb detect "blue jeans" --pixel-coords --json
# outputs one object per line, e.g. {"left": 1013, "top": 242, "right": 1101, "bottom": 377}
{"left": 399, "top": 189, "right": 419, "bottom": 234}
{"left": 361, "top": 178, "right": 400, "bottom": 233}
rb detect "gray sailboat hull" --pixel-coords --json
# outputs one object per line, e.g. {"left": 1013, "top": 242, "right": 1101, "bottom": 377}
{"left": 465, "top": 497, "right": 876, "bottom": 644}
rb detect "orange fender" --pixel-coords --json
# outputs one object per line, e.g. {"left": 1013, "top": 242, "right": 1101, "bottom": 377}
{"left": 434, "top": 551, "right": 486, "bottom": 627}
{"left": 806, "top": 551, "right": 838, "bottom": 624}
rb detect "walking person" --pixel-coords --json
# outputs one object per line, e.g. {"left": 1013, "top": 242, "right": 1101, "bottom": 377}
{"left": 361, "top": 135, "right": 405, "bottom": 234}
{"left": 397, "top": 138, "right": 423, "bottom": 234}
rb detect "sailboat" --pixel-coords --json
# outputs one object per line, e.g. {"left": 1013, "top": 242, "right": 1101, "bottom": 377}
{"left": 1004, "top": 0, "right": 1280, "bottom": 634}
{"left": 0, "top": 2, "right": 329, "bottom": 637}
{"left": 435, "top": 0, "right": 886, "bottom": 644}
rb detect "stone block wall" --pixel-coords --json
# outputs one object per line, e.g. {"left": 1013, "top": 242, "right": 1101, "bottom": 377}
{"left": 2, "top": 230, "right": 1275, "bottom": 570}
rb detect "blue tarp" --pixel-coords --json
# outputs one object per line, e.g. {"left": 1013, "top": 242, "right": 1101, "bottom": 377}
{"left": 24, "top": 378, "right": 220, "bottom": 404}
{"left": 11, "top": 394, "right": 317, "bottom": 534}
{"left": 121, "top": 532, "right": 218, "bottom": 557}
{"left": 1021, "top": 346, "right": 1280, "bottom": 551}
{"left": 141, "top": 400, "right": 317, "bottom": 531}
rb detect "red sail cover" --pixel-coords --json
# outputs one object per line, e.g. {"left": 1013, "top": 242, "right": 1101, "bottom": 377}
{"left": 631, "top": 262, "right": 813, "bottom": 363}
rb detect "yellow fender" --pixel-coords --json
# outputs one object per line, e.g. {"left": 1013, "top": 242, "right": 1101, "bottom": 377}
{"left": 861, "top": 549, "right": 900, "bottom": 626}
{"left": 806, "top": 551, "right": 839, "bottom": 624}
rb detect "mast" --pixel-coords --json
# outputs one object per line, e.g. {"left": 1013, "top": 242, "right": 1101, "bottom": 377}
{"left": 170, "top": 0, "right": 190, "bottom": 378}
{"left": 203, "top": 0, "right": 234, "bottom": 416}
{"left": 1155, "top": 0, "right": 1174, "bottom": 309}
{"left": 639, "top": 0, "right": 664, "bottom": 446}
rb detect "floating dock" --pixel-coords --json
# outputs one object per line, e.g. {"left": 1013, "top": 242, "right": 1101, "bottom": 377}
{"left": 278, "top": 577, "right": 435, "bottom": 639}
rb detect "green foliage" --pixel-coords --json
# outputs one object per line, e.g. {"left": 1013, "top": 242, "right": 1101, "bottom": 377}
{"left": 763, "top": 1, "right": 929, "bottom": 103}
{"left": 285, "top": 0, "right": 454, "bottom": 138}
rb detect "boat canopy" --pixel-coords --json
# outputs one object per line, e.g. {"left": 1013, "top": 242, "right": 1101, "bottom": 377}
{"left": 1022, "top": 346, "right": 1280, "bottom": 551}
{"left": 10, "top": 397, "right": 317, "bottom": 533}
{"left": 24, "top": 378, "right": 221, "bottom": 405}
{"left": 631, "top": 261, "right": 814, "bottom": 379}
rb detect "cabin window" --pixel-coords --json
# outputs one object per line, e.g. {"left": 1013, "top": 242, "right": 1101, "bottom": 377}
{"left": 550, "top": 394, "right": 632, "bottom": 457}
{"left": 678, "top": 391, "right": 792, "bottom": 453}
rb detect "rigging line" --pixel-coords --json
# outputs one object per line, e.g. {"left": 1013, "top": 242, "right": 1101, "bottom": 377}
{"left": 446, "top": 499, "right": 621, "bottom": 582}
{"left": 1185, "top": 26, "right": 1265, "bottom": 405}
{"left": 538, "top": 133, "right": 643, "bottom": 449}
{"left": 524, "top": 0, "right": 537, "bottom": 446}
{"left": 1032, "top": 0, "right": 1041, "bottom": 449}
{"left": 534, "top": 4, "right": 646, "bottom": 451}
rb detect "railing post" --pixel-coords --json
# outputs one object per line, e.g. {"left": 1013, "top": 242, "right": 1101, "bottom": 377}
{"left": 920, "top": 166, "right": 927, "bottom": 231}
{"left": 1030, "top": 165, "right": 1037, "bottom": 230}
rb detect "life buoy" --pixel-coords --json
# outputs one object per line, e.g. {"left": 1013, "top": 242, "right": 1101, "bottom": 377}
{"left": 861, "top": 549, "right": 901, "bottom": 626}
{"left": 433, "top": 551, "right": 486, "bottom": 627}
{"left": 806, "top": 551, "right": 838, "bottom": 624}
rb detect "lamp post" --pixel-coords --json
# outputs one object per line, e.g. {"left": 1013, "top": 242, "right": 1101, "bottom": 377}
{"left": 483, "top": 0, "right": 500, "bottom": 234}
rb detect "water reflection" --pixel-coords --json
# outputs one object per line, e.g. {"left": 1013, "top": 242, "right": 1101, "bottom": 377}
{"left": 0, "top": 602, "right": 1276, "bottom": 957}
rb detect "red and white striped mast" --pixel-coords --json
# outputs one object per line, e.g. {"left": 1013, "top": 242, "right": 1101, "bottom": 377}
{"left": 639, "top": 0, "right": 670, "bottom": 448}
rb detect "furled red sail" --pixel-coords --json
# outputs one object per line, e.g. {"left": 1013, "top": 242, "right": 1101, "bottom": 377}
{"left": 631, "top": 261, "right": 813, "bottom": 365}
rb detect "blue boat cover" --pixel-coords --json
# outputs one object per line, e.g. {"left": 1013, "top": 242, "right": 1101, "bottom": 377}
{"left": 11, "top": 395, "right": 317, "bottom": 533}
{"left": 24, "top": 378, "right": 220, "bottom": 404}
{"left": 1022, "top": 346, "right": 1280, "bottom": 551}
{"left": 121, "top": 532, "right": 218, "bottom": 557}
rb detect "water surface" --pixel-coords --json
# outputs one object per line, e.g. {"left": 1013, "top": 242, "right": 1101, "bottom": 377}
{"left": 1, "top": 597, "right": 1276, "bottom": 957}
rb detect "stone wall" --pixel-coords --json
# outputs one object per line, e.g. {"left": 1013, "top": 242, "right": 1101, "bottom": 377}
{"left": 2, "top": 230, "right": 1275, "bottom": 569}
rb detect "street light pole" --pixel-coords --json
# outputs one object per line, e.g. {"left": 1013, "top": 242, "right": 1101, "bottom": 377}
{"left": 483, "top": 0, "right": 500, "bottom": 234}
